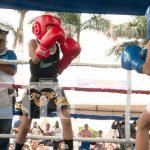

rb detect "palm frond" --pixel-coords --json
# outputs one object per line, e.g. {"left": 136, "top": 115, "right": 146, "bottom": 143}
{"left": 0, "top": 22, "right": 17, "bottom": 35}
{"left": 108, "top": 16, "right": 147, "bottom": 40}
{"left": 85, "top": 14, "right": 111, "bottom": 32}
{"left": 106, "top": 40, "right": 147, "bottom": 60}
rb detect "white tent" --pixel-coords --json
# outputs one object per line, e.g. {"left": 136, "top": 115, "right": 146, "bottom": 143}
{"left": 56, "top": 66, "right": 150, "bottom": 118}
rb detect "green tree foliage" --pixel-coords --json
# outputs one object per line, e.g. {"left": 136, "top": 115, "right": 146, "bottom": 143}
{"left": 55, "top": 13, "right": 111, "bottom": 44}
{"left": 0, "top": 10, "right": 28, "bottom": 51}
{"left": 106, "top": 16, "right": 147, "bottom": 59}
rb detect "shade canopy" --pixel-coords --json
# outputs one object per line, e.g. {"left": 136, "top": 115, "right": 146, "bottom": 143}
{"left": 0, "top": 0, "right": 149, "bottom": 15}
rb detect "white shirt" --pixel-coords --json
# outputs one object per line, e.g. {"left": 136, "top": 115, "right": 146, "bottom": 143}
{"left": 52, "top": 127, "right": 63, "bottom": 141}
{"left": 0, "top": 71, "right": 15, "bottom": 119}
{"left": 52, "top": 127, "right": 63, "bottom": 137}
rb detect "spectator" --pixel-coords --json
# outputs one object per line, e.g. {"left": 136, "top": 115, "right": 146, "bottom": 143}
{"left": 30, "top": 139, "right": 39, "bottom": 150}
{"left": 9, "top": 143, "right": 15, "bottom": 150}
{"left": 111, "top": 120, "right": 126, "bottom": 149}
{"left": 126, "top": 145, "right": 132, "bottom": 150}
{"left": 106, "top": 144, "right": 115, "bottom": 150}
{"left": 38, "top": 141, "right": 46, "bottom": 150}
{"left": 30, "top": 121, "right": 43, "bottom": 135}
{"left": 130, "top": 121, "right": 136, "bottom": 150}
{"left": 0, "top": 28, "right": 17, "bottom": 150}
{"left": 93, "top": 144, "right": 104, "bottom": 150}
{"left": 78, "top": 123, "right": 93, "bottom": 150}
{"left": 9, "top": 146, "right": 14, "bottom": 150}
{"left": 12, "top": 115, "right": 22, "bottom": 134}
{"left": 22, "top": 141, "right": 31, "bottom": 150}
{"left": 93, "top": 130, "right": 105, "bottom": 150}
{"left": 11, "top": 115, "right": 22, "bottom": 146}
{"left": 58, "top": 141, "right": 66, "bottom": 150}
{"left": 131, "top": 121, "right": 137, "bottom": 139}
{"left": 42, "top": 123, "right": 53, "bottom": 146}
{"left": 52, "top": 120, "right": 63, "bottom": 150}
{"left": 111, "top": 119, "right": 136, "bottom": 150}
{"left": 98, "top": 130, "right": 103, "bottom": 137}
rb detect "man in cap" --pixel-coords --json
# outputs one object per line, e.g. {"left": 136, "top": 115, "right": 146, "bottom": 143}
{"left": 0, "top": 28, "right": 17, "bottom": 150}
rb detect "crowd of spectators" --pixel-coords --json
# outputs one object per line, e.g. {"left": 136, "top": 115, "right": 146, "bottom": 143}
{"left": 9, "top": 119, "right": 66, "bottom": 150}
{"left": 8, "top": 118, "right": 137, "bottom": 150}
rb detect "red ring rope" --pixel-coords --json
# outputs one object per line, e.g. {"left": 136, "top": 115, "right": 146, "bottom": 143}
{"left": 0, "top": 83, "right": 150, "bottom": 94}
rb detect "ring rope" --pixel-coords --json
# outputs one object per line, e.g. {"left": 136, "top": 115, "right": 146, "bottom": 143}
{"left": 1, "top": 83, "right": 150, "bottom": 95}
{"left": 0, "top": 134, "right": 135, "bottom": 143}
{"left": 0, "top": 59, "right": 29, "bottom": 64}
{"left": 0, "top": 59, "right": 135, "bottom": 144}
{"left": 0, "top": 59, "right": 121, "bottom": 68}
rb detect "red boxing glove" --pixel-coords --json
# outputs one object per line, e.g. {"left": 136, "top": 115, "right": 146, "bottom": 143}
{"left": 35, "top": 26, "right": 65, "bottom": 59}
{"left": 58, "top": 38, "right": 81, "bottom": 74}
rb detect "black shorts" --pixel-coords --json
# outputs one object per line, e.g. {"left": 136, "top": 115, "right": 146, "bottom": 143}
{"left": 18, "top": 82, "right": 70, "bottom": 118}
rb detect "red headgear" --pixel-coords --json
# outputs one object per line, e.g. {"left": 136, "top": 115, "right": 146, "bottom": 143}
{"left": 32, "top": 15, "right": 61, "bottom": 40}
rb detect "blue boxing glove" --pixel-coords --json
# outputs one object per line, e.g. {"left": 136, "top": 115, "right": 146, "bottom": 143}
{"left": 139, "top": 48, "right": 147, "bottom": 60}
{"left": 121, "top": 45, "right": 145, "bottom": 73}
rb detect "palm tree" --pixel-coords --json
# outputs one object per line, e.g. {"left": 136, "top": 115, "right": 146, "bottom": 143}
{"left": 1, "top": 10, "right": 145, "bottom": 61}
{"left": 13, "top": 10, "right": 28, "bottom": 51}
{"left": 50, "top": 14, "right": 147, "bottom": 61}
{"left": 55, "top": 13, "right": 111, "bottom": 43}
{"left": 0, "top": 10, "right": 28, "bottom": 51}
{"left": 105, "top": 16, "right": 147, "bottom": 59}
{"left": 51, "top": 13, "right": 111, "bottom": 62}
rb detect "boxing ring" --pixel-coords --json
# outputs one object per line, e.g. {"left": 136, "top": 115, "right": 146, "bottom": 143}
{"left": 0, "top": 59, "right": 149, "bottom": 144}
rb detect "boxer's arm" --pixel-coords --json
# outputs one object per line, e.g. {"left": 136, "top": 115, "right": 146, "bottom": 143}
{"left": 142, "top": 41, "right": 150, "bottom": 75}
{"left": 142, "top": 6, "right": 150, "bottom": 75}
{"left": 28, "top": 39, "right": 41, "bottom": 64}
